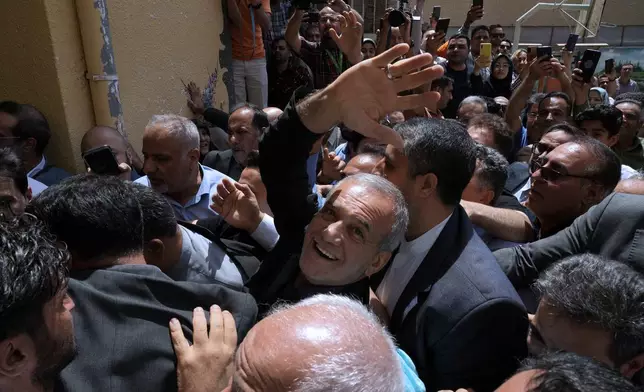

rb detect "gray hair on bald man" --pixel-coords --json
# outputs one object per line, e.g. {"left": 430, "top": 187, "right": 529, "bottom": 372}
{"left": 459, "top": 96, "right": 488, "bottom": 111}
{"left": 268, "top": 294, "right": 406, "bottom": 392}
{"left": 327, "top": 173, "right": 409, "bottom": 252}
{"left": 146, "top": 115, "right": 200, "bottom": 151}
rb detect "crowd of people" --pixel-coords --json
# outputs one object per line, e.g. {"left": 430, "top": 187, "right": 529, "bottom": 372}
{"left": 0, "top": 0, "right": 644, "bottom": 391}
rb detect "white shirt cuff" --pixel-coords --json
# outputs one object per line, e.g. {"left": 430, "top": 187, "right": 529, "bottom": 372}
{"left": 250, "top": 214, "right": 280, "bottom": 251}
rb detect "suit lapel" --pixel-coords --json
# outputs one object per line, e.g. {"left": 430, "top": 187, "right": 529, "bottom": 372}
{"left": 389, "top": 207, "right": 473, "bottom": 333}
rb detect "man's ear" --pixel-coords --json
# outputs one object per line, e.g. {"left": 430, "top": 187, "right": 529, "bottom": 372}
{"left": 143, "top": 239, "right": 167, "bottom": 270}
{"left": 606, "top": 134, "right": 619, "bottom": 148}
{"left": 619, "top": 352, "right": 644, "bottom": 380}
{"left": 365, "top": 251, "right": 392, "bottom": 277}
{"left": 581, "top": 183, "right": 604, "bottom": 211}
{"left": 0, "top": 337, "right": 31, "bottom": 377}
{"left": 25, "top": 187, "right": 32, "bottom": 202}
{"left": 188, "top": 148, "right": 200, "bottom": 163}
{"left": 416, "top": 172, "right": 438, "bottom": 199}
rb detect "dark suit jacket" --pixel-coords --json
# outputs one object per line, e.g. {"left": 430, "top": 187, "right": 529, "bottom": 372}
{"left": 247, "top": 88, "right": 371, "bottom": 318}
{"left": 494, "top": 193, "right": 644, "bottom": 290}
{"left": 56, "top": 264, "right": 257, "bottom": 392}
{"left": 504, "top": 161, "right": 530, "bottom": 195}
{"left": 33, "top": 164, "right": 72, "bottom": 186}
{"left": 371, "top": 206, "right": 528, "bottom": 392}
{"left": 202, "top": 149, "right": 243, "bottom": 181}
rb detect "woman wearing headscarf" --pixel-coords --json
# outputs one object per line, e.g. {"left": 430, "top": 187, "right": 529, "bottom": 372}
{"left": 588, "top": 87, "right": 614, "bottom": 106}
{"left": 471, "top": 53, "right": 515, "bottom": 99}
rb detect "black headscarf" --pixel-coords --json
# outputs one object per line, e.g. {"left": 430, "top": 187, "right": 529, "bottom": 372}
{"left": 485, "top": 54, "right": 514, "bottom": 99}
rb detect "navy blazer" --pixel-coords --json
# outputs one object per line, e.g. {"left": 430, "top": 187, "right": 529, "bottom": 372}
{"left": 372, "top": 207, "right": 528, "bottom": 392}
{"left": 32, "top": 164, "right": 72, "bottom": 186}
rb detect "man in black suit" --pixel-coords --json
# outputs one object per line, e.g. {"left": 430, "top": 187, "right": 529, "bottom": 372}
{"left": 27, "top": 175, "right": 257, "bottom": 392}
{"left": 495, "top": 192, "right": 644, "bottom": 290}
{"left": 0, "top": 101, "right": 71, "bottom": 185}
{"left": 202, "top": 104, "right": 269, "bottom": 180}
{"left": 370, "top": 118, "right": 528, "bottom": 391}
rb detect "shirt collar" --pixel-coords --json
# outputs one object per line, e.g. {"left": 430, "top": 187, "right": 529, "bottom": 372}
{"left": 28, "top": 156, "right": 46, "bottom": 177}
{"left": 195, "top": 164, "right": 215, "bottom": 200}
{"left": 399, "top": 213, "right": 452, "bottom": 256}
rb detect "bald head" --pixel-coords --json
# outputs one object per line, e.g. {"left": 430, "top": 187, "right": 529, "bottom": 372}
{"left": 228, "top": 295, "right": 404, "bottom": 392}
{"left": 81, "top": 126, "right": 131, "bottom": 166}
{"left": 343, "top": 153, "right": 382, "bottom": 177}
{"left": 262, "top": 107, "right": 283, "bottom": 123}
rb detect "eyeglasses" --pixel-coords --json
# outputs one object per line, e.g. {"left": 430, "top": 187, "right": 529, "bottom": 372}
{"left": 531, "top": 158, "right": 593, "bottom": 183}
{"left": 500, "top": 45, "right": 511, "bottom": 49}
{"left": 491, "top": 33, "right": 505, "bottom": 38}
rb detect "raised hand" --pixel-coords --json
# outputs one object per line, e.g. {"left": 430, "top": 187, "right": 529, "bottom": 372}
{"left": 423, "top": 30, "right": 446, "bottom": 56}
{"left": 528, "top": 56, "right": 554, "bottom": 80}
{"left": 329, "top": 11, "right": 364, "bottom": 64}
{"left": 320, "top": 147, "right": 347, "bottom": 182}
{"left": 211, "top": 178, "right": 264, "bottom": 233}
{"left": 310, "top": 44, "right": 443, "bottom": 148}
{"left": 170, "top": 306, "right": 237, "bottom": 392}
{"left": 571, "top": 67, "right": 590, "bottom": 105}
{"left": 465, "top": 5, "right": 484, "bottom": 25}
{"left": 186, "top": 81, "right": 205, "bottom": 115}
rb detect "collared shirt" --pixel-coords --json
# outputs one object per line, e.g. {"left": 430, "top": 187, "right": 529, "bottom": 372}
{"left": 299, "top": 38, "right": 352, "bottom": 89}
{"left": 268, "top": 57, "right": 314, "bottom": 109}
{"left": 616, "top": 78, "right": 639, "bottom": 95}
{"left": 398, "top": 348, "right": 427, "bottom": 392}
{"left": 617, "top": 137, "right": 644, "bottom": 171}
{"left": 514, "top": 179, "right": 531, "bottom": 204}
{"left": 268, "top": 0, "right": 291, "bottom": 40}
{"left": 622, "top": 164, "right": 638, "bottom": 180}
{"left": 28, "top": 177, "right": 47, "bottom": 197}
{"left": 135, "top": 164, "right": 230, "bottom": 221}
{"left": 167, "top": 225, "right": 245, "bottom": 288}
{"left": 376, "top": 214, "right": 452, "bottom": 319}
{"left": 27, "top": 156, "right": 46, "bottom": 178}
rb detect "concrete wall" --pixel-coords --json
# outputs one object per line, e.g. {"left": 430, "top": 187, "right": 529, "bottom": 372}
{"left": 0, "top": 0, "right": 95, "bottom": 173}
{"left": 423, "top": 0, "right": 644, "bottom": 28}
{"left": 109, "top": 0, "right": 230, "bottom": 155}
{"left": 0, "top": 0, "right": 229, "bottom": 172}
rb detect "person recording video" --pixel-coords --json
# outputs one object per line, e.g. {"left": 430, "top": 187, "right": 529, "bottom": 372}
{"left": 284, "top": 0, "right": 364, "bottom": 89}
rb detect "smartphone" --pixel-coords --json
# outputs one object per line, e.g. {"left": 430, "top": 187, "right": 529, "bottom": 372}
{"left": 480, "top": 42, "right": 492, "bottom": 58}
{"left": 565, "top": 33, "right": 579, "bottom": 52}
{"left": 580, "top": 49, "right": 602, "bottom": 83}
{"left": 527, "top": 46, "right": 537, "bottom": 62}
{"left": 536, "top": 46, "right": 552, "bottom": 60}
{"left": 83, "top": 145, "right": 121, "bottom": 176}
{"left": 432, "top": 6, "right": 441, "bottom": 21}
{"left": 473, "top": 0, "right": 483, "bottom": 7}
{"left": 605, "top": 58, "right": 615, "bottom": 74}
{"left": 435, "top": 18, "right": 450, "bottom": 34}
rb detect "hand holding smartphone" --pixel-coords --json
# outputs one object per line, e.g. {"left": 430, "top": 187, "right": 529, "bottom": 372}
{"left": 580, "top": 49, "right": 602, "bottom": 83}
{"left": 435, "top": 18, "right": 450, "bottom": 34}
{"left": 83, "top": 145, "right": 122, "bottom": 176}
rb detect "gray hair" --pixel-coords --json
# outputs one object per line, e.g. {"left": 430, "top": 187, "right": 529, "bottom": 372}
{"left": 328, "top": 173, "right": 409, "bottom": 252}
{"left": 268, "top": 294, "right": 405, "bottom": 392}
{"left": 458, "top": 96, "right": 488, "bottom": 112}
{"left": 146, "top": 114, "right": 200, "bottom": 150}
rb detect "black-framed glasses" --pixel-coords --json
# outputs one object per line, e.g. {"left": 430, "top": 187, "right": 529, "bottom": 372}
{"left": 531, "top": 159, "right": 593, "bottom": 183}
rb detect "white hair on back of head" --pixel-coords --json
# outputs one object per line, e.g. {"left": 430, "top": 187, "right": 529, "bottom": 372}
{"left": 267, "top": 294, "right": 405, "bottom": 392}
{"left": 146, "top": 114, "right": 200, "bottom": 150}
{"left": 459, "top": 95, "right": 488, "bottom": 111}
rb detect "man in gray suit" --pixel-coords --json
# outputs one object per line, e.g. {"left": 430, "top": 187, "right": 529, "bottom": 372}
{"left": 495, "top": 192, "right": 644, "bottom": 290}
{"left": 27, "top": 175, "right": 257, "bottom": 392}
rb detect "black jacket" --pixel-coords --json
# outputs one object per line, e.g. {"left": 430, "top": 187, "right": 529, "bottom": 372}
{"left": 56, "top": 265, "right": 257, "bottom": 392}
{"left": 371, "top": 206, "right": 528, "bottom": 392}
{"left": 246, "top": 88, "right": 371, "bottom": 318}
{"left": 202, "top": 149, "right": 244, "bottom": 181}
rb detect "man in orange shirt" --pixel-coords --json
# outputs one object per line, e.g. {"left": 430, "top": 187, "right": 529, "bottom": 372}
{"left": 227, "top": 0, "right": 272, "bottom": 108}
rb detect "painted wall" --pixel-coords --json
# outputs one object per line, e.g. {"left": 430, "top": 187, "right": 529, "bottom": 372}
{"left": 0, "top": 0, "right": 229, "bottom": 172}
{"left": 422, "top": 0, "right": 644, "bottom": 28}
{"left": 0, "top": 0, "right": 95, "bottom": 173}
{"left": 109, "top": 0, "right": 230, "bottom": 155}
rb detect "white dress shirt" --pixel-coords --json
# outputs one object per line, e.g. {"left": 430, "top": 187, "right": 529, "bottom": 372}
{"left": 27, "top": 156, "right": 46, "bottom": 178}
{"left": 376, "top": 214, "right": 452, "bottom": 318}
